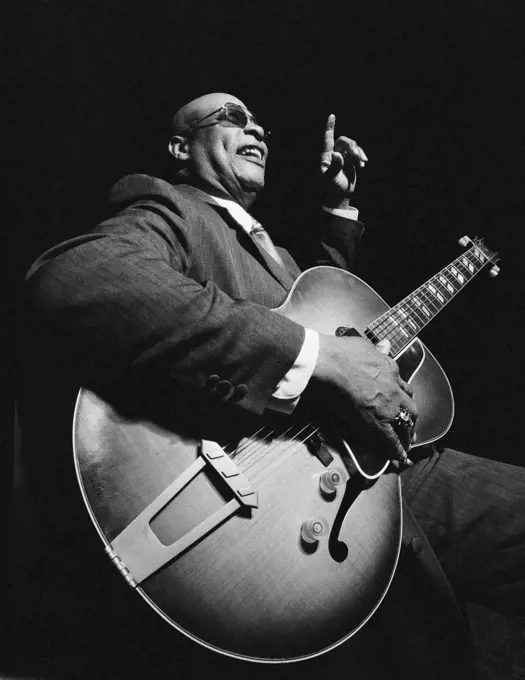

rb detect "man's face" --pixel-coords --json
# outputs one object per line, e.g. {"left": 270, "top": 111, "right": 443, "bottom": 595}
{"left": 177, "top": 94, "right": 269, "bottom": 207}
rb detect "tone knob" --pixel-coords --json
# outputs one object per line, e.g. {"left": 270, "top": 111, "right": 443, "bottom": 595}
{"left": 319, "top": 468, "right": 344, "bottom": 495}
{"left": 300, "top": 518, "right": 327, "bottom": 544}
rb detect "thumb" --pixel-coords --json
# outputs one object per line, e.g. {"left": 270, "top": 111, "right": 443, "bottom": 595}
{"left": 322, "top": 151, "right": 345, "bottom": 178}
{"left": 375, "top": 339, "right": 392, "bottom": 356}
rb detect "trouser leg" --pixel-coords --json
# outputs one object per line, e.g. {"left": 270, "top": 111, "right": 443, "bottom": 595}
{"left": 402, "top": 446, "right": 525, "bottom": 617}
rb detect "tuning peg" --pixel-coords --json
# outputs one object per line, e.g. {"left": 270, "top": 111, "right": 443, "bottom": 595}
{"left": 458, "top": 236, "right": 472, "bottom": 247}
{"left": 489, "top": 265, "right": 500, "bottom": 278}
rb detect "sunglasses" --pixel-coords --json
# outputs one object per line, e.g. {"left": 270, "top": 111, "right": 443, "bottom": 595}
{"left": 186, "top": 102, "right": 270, "bottom": 139}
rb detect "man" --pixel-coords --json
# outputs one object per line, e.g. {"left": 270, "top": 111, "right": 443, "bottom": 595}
{"left": 16, "top": 93, "right": 524, "bottom": 679}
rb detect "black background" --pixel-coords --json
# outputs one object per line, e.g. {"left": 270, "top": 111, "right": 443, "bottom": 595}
{"left": 5, "top": 0, "right": 523, "bottom": 465}
{"left": 2, "top": 3, "right": 524, "bottom": 678}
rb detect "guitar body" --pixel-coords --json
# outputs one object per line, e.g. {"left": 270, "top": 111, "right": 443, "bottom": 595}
{"left": 73, "top": 267, "right": 454, "bottom": 663}
{"left": 275, "top": 267, "right": 454, "bottom": 454}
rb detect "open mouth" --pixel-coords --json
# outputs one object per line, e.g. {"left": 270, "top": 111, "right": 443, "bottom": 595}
{"left": 237, "top": 145, "right": 265, "bottom": 164}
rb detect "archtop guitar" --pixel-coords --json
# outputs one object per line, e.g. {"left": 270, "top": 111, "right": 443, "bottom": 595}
{"left": 73, "top": 236, "right": 499, "bottom": 663}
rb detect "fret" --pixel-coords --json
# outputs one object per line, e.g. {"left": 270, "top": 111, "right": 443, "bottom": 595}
{"left": 391, "top": 338, "right": 406, "bottom": 355}
{"left": 373, "top": 315, "right": 416, "bottom": 351}
{"left": 449, "top": 265, "right": 466, "bottom": 286}
{"left": 396, "top": 307, "right": 420, "bottom": 333}
{"left": 455, "top": 259, "right": 474, "bottom": 281}
{"left": 433, "top": 275, "right": 454, "bottom": 300}
{"left": 460, "top": 255, "right": 476, "bottom": 275}
{"left": 389, "top": 313, "right": 410, "bottom": 337}
{"left": 413, "top": 296, "right": 432, "bottom": 318}
{"left": 472, "top": 246, "right": 488, "bottom": 265}
{"left": 440, "top": 269, "right": 460, "bottom": 292}
{"left": 366, "top": 238, "right": 498, "bottom": 358}
{"left": 419, "top": 286, "right": 442, "bottom": 313}
{"left": 375, "top": 316, "right": 410, "bottom": 345}
{"left": 427, "top": 283, "right": 446, "bottom": 306}
{"left": 387, "top": 322, "right": 409, "bottom": 348}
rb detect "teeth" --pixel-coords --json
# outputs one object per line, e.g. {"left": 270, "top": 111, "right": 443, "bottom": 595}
{"left": 238, "top": 146, "right": 263, "bottom": 160}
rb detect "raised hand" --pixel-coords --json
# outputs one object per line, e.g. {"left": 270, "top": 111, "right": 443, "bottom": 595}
{"left": 320, "top": 114, "right": 368, "bottom": 209}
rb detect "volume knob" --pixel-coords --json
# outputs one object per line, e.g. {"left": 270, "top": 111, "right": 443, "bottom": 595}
{"left": 300, "top": 519, "right": 327, "bottom": 544}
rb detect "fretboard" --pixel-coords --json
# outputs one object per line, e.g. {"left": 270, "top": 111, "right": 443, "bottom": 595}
{"left": 364, "top": 239, "right": 497, "bottom": 357}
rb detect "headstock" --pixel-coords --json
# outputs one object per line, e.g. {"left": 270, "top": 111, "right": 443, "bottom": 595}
{"left": 458, "top": 235, "right": 500, "bottom": 278}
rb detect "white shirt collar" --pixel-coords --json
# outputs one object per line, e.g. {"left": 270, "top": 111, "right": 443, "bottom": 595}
{"left": 189, "top": 186, "right": 359, "bottom": 231}
{"left": 197, "top": 190, "right": 257, "bottom": 234}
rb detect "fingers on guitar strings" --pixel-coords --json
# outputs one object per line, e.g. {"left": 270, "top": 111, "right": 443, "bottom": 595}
{"left": 398, "top": 377, "right": 414, "bottom": 399}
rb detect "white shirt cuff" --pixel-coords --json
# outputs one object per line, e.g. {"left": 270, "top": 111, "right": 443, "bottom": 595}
{"left": 322, "top": 205, "right": 359, "bottom": 220}
{"left": 267, "top": 328, "right": 320, "bottom": 413}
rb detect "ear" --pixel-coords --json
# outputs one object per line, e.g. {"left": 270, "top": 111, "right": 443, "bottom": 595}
{"left": 168, "top": 135, "right": 190, "bottom": 161}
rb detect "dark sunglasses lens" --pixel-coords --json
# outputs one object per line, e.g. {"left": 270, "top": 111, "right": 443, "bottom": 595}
{"left": 221, "top": 105, "right": 249, "bottom": 127}
{"left": 219, "top": 104, "right": 269, "bottom": 137}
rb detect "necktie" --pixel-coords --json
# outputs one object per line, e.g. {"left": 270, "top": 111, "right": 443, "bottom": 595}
{"left": 250, "top": 221, "right": 284, "bottom": 266}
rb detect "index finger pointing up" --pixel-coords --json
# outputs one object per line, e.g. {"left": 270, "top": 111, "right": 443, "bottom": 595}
{"left": 323, "top": 114, "right": 336, "bottom": 154}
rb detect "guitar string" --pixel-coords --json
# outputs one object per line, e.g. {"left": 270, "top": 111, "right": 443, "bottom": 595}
{"left": 367, "top": 247, "right": 490, "bottom": 356}
{"left": 369, "top": 244, "right": 485, "bottom": 337}
{"left": 228, "top": 426, "right": 308, "bottom": 472}
{"left": 234, "top": 423, "right": 317, "bottom": 468}
{"left": 226, "top": 422, "right": 295, "bottom": 459}
{"left": 240, "top": 428, "right": 320, "bottom": 475}
{"left": 229, "top": 422, "right": 320, "bottom": 470}
{"left": 227, "top": 425, "right": 284, "bottom": 461}
{"left": 369, "top": 247, "right": 484, "bottom": 341}
{"left": 228, "top": 425, "right": 271, "bottom": 458}
{"left": 374, "top": 279, "right": 446, "bottom": 356}
{"left": 369, "top": 268, "right": 455, "bottom": 341}
{"left": 371, "top": 245, "right": 490, "bottom": 340}
{"left": 243, "top": 425, "right": 321, "bottom": 471}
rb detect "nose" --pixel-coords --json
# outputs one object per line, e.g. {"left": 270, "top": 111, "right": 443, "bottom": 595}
{"left": 244, "top": 118, "right": 268, "bottom": 142}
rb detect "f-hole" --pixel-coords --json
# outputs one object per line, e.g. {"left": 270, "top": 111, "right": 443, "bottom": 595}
{"left": 328, "top": 475, "right": 369, "bottom": 562}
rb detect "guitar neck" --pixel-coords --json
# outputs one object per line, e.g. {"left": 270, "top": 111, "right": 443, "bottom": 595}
{"left": 364, "top": 239, "right": 498, "bottom": 358}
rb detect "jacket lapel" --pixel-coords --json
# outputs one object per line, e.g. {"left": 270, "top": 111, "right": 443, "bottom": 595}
{"left": 178, "top": 185, "right": 297, "bottom": 290}
{"left": 249, "top": 237, "right": 297, "bottom": 290}
{"left": 218, "top": 205, "right": 297, "bottom": 290}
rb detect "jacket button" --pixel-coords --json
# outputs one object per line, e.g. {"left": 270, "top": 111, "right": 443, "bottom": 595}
{"left": 233, "top": 384, "right": 248, "bottom": 400}
{"left": 206, "top": 374, "right": 220, "bottom": 388}
{"left": 213, "top": 380, "right": 233, "bottom": 398}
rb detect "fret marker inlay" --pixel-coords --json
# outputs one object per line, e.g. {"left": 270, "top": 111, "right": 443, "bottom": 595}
{"left": 415, "top": 298, "right": 431, "bottom": 316}
{"left": 473, "top": 249, "right": 486, "bottom": 263}
{"left": 451, "top": 267, "right": 464, "bottom": 284}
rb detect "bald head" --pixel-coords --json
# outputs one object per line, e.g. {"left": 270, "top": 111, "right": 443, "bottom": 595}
{"left": 167, "top": 92, "right": 268, "bottom": 209}
{"left": 171, "top": 92, "right": 246, "bottom": 136}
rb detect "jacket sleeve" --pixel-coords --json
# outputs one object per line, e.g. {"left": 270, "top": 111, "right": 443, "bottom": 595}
{"left": 292, "top": 210, "right": 365, "bottom": 272}
{"left": 25, "top": 205, "right": 305, "bottom": 416}
{"left": 316, "top": 211, "right": 365, "bottom": 272}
